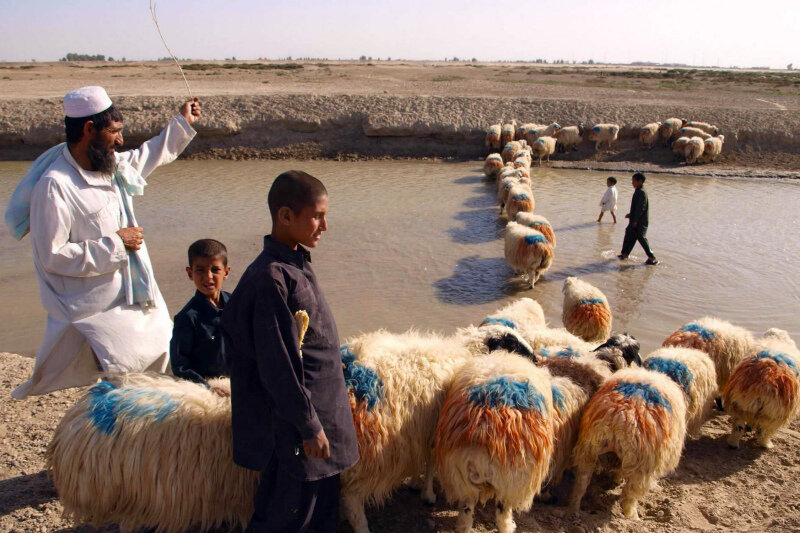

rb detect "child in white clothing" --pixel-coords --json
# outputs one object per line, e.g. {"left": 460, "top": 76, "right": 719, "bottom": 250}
{"left": 598, "top": 176, "right": 618, "bottom": 223}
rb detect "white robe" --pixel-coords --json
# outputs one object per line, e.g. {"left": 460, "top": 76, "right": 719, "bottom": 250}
{"left": 12, "top": 115, "right": 196, "bottom": 399}
{"left": 600, "top": 186, "right": 618, "bottom": 212}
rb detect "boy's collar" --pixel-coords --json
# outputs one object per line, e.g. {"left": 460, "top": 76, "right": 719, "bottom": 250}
{"left": 263, "top": 235, "right": 311, "bottom": 265}
{"left": 192, "top": 290, "right": 229, "bottom": 311}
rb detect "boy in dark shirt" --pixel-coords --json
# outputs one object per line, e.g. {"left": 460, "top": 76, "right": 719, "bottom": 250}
{"left": 618, "top": 172, "right": 659, "bottom": 265}
{"left": 221, "top": 171, "right": 358, "bottom": 533}
{"left": 170, "top": 239, "right": 232, "bottom": 392}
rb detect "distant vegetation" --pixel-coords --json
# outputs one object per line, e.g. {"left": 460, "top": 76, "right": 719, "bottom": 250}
{"left": 60, "top": 53, "right": 108, "bottom": 62}
{"left": 182, "top": 63, "right": 303, "bottom": 71}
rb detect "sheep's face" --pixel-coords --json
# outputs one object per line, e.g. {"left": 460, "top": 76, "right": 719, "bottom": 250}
{"left": 478, "top": 324, "right": 536, "bottom": 360}
{"left": 562, "top": 276, "right": 577, "bottom": 294}
{"left": 592, "top": 333, "right": 642, "bottom": 370}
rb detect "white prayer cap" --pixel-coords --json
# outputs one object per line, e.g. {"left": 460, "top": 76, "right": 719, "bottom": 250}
{"left": 63, "top": 86, "right": 113, "bottom": 118}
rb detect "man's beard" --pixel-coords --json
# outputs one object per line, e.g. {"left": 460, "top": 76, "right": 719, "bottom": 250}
{"left": 87, "top": 139, "right": 117, "bottom": 175}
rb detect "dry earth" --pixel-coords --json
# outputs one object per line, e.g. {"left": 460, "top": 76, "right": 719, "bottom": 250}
{"left": 2, "top": 351, "right": 799, "bottom": 533}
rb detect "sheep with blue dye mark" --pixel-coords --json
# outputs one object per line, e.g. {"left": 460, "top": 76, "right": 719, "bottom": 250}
{"left": 339, "top": 330, "right": 475, "bottom": 533}
{"left": 513, "top": 149, "right": 533, "bottom": 173}
{"left": 723, "top": 332, "right": 800, "bottom": 450}
{"left": 483, "top": 153, "right": 505, "bottom": 178}
{"left": 531, "top": 136, "right": 557, "bottom": 166}
{"left": 702, "top": 135, "right": 725, "bottom": 162}
{"left": 505, "top": 184, "right": 535, "bottom": 221}
{"left": 686, "top": 121, "right": 719, "bottom": 136}
{"left": 680, "top": 127, "right": 712, "bottom": 140}
{"left": 504, "top": 221, "right": 553, "bottom": 288}
{"left": 659, "top": 117, "right": 688, "bottom": 144}
{"left": 46, "top": 375, "right": 258, "bottom": 533}
{"left": 481, "top": 297, "right": 547, "bottom": 343}
{"left": 516, "top": 123, "right": 538, "bottom": 141}
{"left": 663, "top": 317, "right": 755, "bottom": 394}
{"left": 591, "top": 333, "right": 643, "bottom": 373}
{"left": 524, "top": 122, "right": 561, "bottom": 144}
{"left": 684, "top": 136, "right": 706, "bottom": 164}
{"left": 515, "top": 212, "right": 555, "bottom": 247}
{"left": 672, "top": 136, "right": 690, "bottom": 160}
{"left": 435, "top": 351, "right": 554, "bottom": 533}
{"left": 502, "top": 140, "right": 524, "bottom": 164}
{"left": 501, "top": 120, "right": 517, "bottom": 148}
{"left": 638, "top": 122, "right": 662, "bottom": 149}
{"left": 455, "top": 322, "right": 536, "bottom": 360}
{"left": 553, "top": 123, "right": 584, "bottom": 153}
{"left": 586, "top": 123, "right": 620, "bottom": 150}
{"left": 643, "top": 347, "right": 718, "bottom": 438}
{"left": 486, "top": 123, "right": 502, "bottom": 150}
{"left": 497, "top": 174, "right": 526, "bottom": 215}
{"left": 561, "top": 277, "right": 612, "bottom": 343}
{"left": 569, "top": 367, "right": 687, "bottom": 519}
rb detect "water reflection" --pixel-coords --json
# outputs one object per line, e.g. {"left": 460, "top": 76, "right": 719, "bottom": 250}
{"left": 433, "top": 256, "right": 511, "bottom": 305}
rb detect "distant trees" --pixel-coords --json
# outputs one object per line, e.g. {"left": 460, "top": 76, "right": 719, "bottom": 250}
{"left": 788, "top": 63, "right": 793, "bottom": 71}
{"left": 60, "top": 53, "right": 107, "bottom": 61}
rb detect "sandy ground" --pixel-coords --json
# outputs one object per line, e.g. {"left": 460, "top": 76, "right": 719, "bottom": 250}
{"left": 0, "top": 61, "right": 798, "bottom": 175}
{"left": 2, "top": 351, "right": 799, "bottom": 533}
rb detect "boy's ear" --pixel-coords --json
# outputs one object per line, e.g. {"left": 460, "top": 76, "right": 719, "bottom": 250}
{"left": 185, "top": 266, "right": 193, "bottom": 279}
{"left": 224, "top": 266, "right": 231, "bottom": 278}
{"left": 276, "top": 206, "right": 294, "bottom": 226}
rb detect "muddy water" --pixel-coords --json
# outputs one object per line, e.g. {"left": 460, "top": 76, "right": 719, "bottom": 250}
{"left": 1, "top": 160, "right": 799, "bottom": 359}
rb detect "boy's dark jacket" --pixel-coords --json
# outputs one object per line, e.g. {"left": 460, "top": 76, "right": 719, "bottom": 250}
{"left": 221, "top": 235, "right": 359, "bottom": 481}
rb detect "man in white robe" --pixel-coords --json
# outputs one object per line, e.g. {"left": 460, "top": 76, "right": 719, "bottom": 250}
{"left": 11, "top": 86, "right": 201, "bottom": 399}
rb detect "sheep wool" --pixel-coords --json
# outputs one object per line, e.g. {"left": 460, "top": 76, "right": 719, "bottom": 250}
{"left": 502, "top": 140, "right": 523, "bottom": 163}
{"left": 486, "top": 124, "right": 502, "bottom": 150}
{"left": 506, "top": 184, "right": 535, "bottom": 220}
{"left": 569, "top": 367, "right": 687, "bottom": 519}
{"left": 586, "top": 123, "right": 620, "bottom": 150}
{"left": 515, "top": 212, "right": 556, "bottom": 247}
{"left": 662, "top": 316, "right": 755, "bottom": 393}
{"left": 46, "top": 375, "right": 258, "bottom": 533}
{"left": 435, "top": 352, "right": 555, "bottom": 533}
{"left": 672, "top": 136, "right": 690, "bottom": 159}
{"left": 547, "top": 375, "right": 591, "bottom": 487}
{"left": 686, "top": 121, "right": 719, "bottom": 136}
{"left": 679, "top": 127, "right": 712, "bottom": 140}
{"left": 638, "top": 122, "right": 662, "bottom": 149}
{"left": 643, "top": 347, "right": 718, "bottom": 438}
{"left": 553, "top": 124, "right": 584, "bottom": 152}
{"left": 504, "top": 221, "right": 553, "bottom": 288}
{"left": 659, "top": 117, "right": 687, "bottom": 144}
{"left": 702, "top": 135, "right": 725, "bottom": 162}
{"left": 531, "top": 136, "right": 557, "bottom": 166}
{"left": 524, "top": 122, "right": 561, "bottom": 144}
{"left": 481, "top": 297, "right": 547, "bottom": 345}
{"left": 498, "top": 175, "right": 522, "bottom": 213}
{"left": 561, "top": 277, "right": 612, "bottom": 343}
{"left": 501, "top": 120, "right": 517, "bottom": 147}
{"left": 484, "top": 153, "right": 505, "bottom": 178}
{"left": 684, "top": 137, "right": 706, "bottom": 164}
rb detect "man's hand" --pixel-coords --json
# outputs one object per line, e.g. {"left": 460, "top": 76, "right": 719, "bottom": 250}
{"left": 180, "top": 98, "right": 201, "bottom": 125}
{"left": 303, "top": 429, "right": 331, "bottom": 459}
{"left": 117, "top": 226, "right": 144, "bottom": 251}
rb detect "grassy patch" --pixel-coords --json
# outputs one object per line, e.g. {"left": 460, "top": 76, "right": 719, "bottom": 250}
{"left": 0, "top": 65, "right": 36, "bottom": 70}
{"left": 432, "top": 75, "right": 465, "bottom": 82}
{"left": 182, "top": 62, "right": 303, "bottom": 71}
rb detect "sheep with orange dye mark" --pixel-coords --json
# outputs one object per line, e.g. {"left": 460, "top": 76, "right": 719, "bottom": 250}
{"left": 497, "top": 175, "right": 521, "bottom": 214}
{"left": 684, "top": 136, "right": 706, "bottom": 164}
{"left": 515, "top": 123, "right": 537, "bottom": 141}
{"left": 531, "top": 136, "right": 557, "bottom": 166}
{"left": 501, "top": 120, "right": 517, "bottom": 147}
{"left": 435, "top": 352, "right": 554, "bottom": 533}
{"left": 723, "top": 330, "right": 800, "bottom": 450}
{"left": 483, "top": 153, "right": 504, "bottom": 178}
{"left": 502, "top": 140, "right": 524, "bottom": 164}
{"left": 642, "top": 347, "right": 717, "bottom": 438}
{"left": 480, "top": 297, "right": 547, "bottom": 343}
{"left": 638, "top": 122, "right": 662, "bottom": 149}
{"left": 561, "top": 277, "right": 612, "bottom": 343}
{"left": 586, "top": 123, "right": 620, "bottom": 150}
{"left": 506, "top": 184, "right": 535, "bottom": 221}
{"left": 504, "top": 221, "right": 553, "bottom": 288}
{"left": 569, "top": 367, "right": 687, "bottom": 520}
{"left": 485, "top": 123, "right": 502, "bottom": 150}
{"left": 513, "top": 149, "right": 532, "bottom": 173}
{"left": 515, "top": 212, "right": 556, "bottom": 247}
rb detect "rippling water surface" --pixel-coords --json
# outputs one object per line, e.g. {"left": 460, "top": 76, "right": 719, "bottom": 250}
{"left": 1, "top": 160, "right": 798, "bottom": 357}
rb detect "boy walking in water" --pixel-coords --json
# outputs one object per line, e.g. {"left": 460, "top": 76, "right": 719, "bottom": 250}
{"left": 222, "top": 171, "right": 358, "bottom": 532}
{"left": 618, "top": 172, "right": 659, "bottom": 265}
{"left": 598, "top": 176, "right": 618, "bottom": 223}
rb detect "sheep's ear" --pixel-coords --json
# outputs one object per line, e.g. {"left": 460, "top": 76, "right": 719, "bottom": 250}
{"left": 486, "top": 333, "right": 535, "bottom": 360}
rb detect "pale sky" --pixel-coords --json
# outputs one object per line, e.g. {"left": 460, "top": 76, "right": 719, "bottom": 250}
{"left": 1, "top": 0, "right": 798, "bottom": 68}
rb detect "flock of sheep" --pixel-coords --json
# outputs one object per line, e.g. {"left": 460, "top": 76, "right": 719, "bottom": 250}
{"left": 485, "top": 118, "right": 726, "bottom": 165}
{"left": 46, "top": 283, "right": 799, "bottom": 533}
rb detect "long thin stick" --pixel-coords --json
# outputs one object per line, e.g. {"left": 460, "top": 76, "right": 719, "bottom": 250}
{"left": 149, "top": 0, "right": 193, "bottom": 99}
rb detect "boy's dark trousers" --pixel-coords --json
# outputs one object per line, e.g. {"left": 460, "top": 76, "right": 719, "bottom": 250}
{"left": 245, "top": 453, "right": 340, "bottom": 533}
{"left": 621, "top": 224, "right": 655, "bottom": 259}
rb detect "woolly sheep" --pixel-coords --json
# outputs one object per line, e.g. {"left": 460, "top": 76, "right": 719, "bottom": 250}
{"left": 526, "top": 327, "right": 594, "bottom": 353}
{"left": 505, "top": 184, "right": 535, "bottom": 221}
{"left": 513, "top": 150, "right": 532, "bottom": 172}
{"left": 501, "top": 120, "right": 517, "bottom": 147}
{"left": 484, "top": 153, "right": 505, "bottom": 178}
{"left": 504, "top": 221, "right": 553, "bottom": 288}
{"left": 46, "top": 375, "right": 258, "bottom": 533}
{"left": 480, "top": 297, "right": 547, "bottom": 343}
{"left": 454, "top": 323, "right": 535, "bottom": 360}
{"left": 659, "top": 117, "right": 687, "bottom": 144}
{"left": 497, "top": 175, "right": 522, "bottom": 213}
{"left": 514, "top": 212, "right": 556, "bottom": 247}
{"left": 663, "top": 317, "right": 755, "bottom": 393}
{"left": 561, "top": 277, "right": 612, "bottom": 343}
{"left": 586, "top": 124, "right": 620, "bottom": 150}
{"left": 502, "top": 141, "right": 523, "bottom": 164}
{"left": 486, "top": 123, "right": 502, "bottom": 150}
{"left": 569, "top": 367, "right": 687, "bottom": 519}
{"left": 724, "top": 332, "right": 800, "bottom": 449}
{"left": 516, "top": 122, "right": 537, "bottom": 141}
{"left": 643, "top": 347, "right": 718, "bottom": 438}
{"left": 591, "top": 333, "right": 643, "bottom": 372}
{"left": 702, "top": 135, "right": 725, "bottom": 162}
{"left": 672, "top": 136, "right": 690, "bottom": 160}
{"left": 553, "top": 123, "right": 584, "bottom": 153}
{"left": 524, "top": 122, "right": 561, "bottom": 144}
{"left": 536, "top": 343, "right": 614, "bottom": 381}
{"left": 686, "top": 121, "right": 719, "bottom": 136}
{"left": 435, "top": 352, "right": 554, "bottom": 533}
{"left": 638, "top": 122, "right": 662, "bottom": 149}
{"left": 531, "top": 136, "right": 557, "bottom": 166}
{"left": 684, "top": 136, "right": 705, "bottom": 164}
{"left": 679, "top": 127, "right": 712, "bottom": 140}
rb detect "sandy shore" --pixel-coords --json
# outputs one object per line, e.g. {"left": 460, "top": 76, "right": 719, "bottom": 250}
{"left": 2, "top": 351, "right": 799, "bottom": 533}
{"left": 0, "top": 61, "right": 798, "bottom": 175}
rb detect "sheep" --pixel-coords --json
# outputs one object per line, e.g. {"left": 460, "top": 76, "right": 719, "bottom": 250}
{"left": 435, "top": 351, "right": 554, "bottom": 533}
{"left": 483, "top": 153, "right": 505, "bottom": 178}
{"left": 723, "top": 332, "right": 800, "bottom": 449}
{"left": 455, "top": 323, "right": 535, "bottom": 360}
{"left": 686, "top": 121, "right": 719, "bottom": 136}
{"left": 684, "top": 136, "right": 706, "bottom": 164}
{"left": 46, "top": 375, "right": 259, "bottom": 533}
{"left": 561, "top": 277, "right": 612, "bottom": 343}
{"left": 526, "top": 328, "right": 594, "bottom": 354}
{"left": 515, "top": 212, "right": 556, "bottom": 247}
{"left": 569, "top": 367, "right": 687, "bottom": 519}
{"left": 524, "top": 123, "right": 561, "bottom": 144}
{"left": 546, "top": 375, "right": 591, "bottom": 490}
{"left": 501, "top": 120, "right": 517, "bottom": 147}
{"left": 480, "top": 297, "right": 547, "bottom": 342}
{"left": 536, "top": 343, "right": 615, "bottom": 381}
{"left": 513, "top": 150, "right": 532, "bottom": 172}
{"left": 679, "top": 127, "right": 712, "bottom": 140}
{"left": 642, "top": 347, "right": 718, "bottom": 438}
{"left": 505, "top": 184, "right": 535, "bottom": 221}
{"left": 671, "top": 136, "right": 690, "bottom": 160}
{"left": 553, "top": 123, "right": 584, "bottom": 153}
{"left": 485, "top": 123, "right": 502, "bottom": 151}
{"left": 659, "top": 117, "right": 687, "bottom": 144}
{"left": 586, "top": 124, "right": 620, "bottom": 150}
{"left": 502, "top": 141, "right": 523, "bottom": 164}
{"left": 702, "top": 135, "right": 725, "bottom": 162}
{"left": 663, "top": 317, "right": 755, "bottom": 394}
{"left": 531, "top": 136, "right": 557, "bottom": 166}
{"left": 591, "top": 333, "right": 643, "bottom": 372}
{"left": 497, "top": 175, "right": 522, "bottom": 214}
{"left": 516, "top": 123, "right": 537, "bottom": 141}
{"left": 638, "top": 122, "right": 662, "bottom": 149}
{"left": 339, "top": 330, "right": 475, "bottom": 533}
{"left": 504, "top": 221, "right": 553, "bottom": 288}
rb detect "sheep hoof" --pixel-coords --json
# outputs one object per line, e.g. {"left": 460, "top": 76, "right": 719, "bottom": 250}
{"left": 758, "top": 438, "right": 774, "bottom": 449}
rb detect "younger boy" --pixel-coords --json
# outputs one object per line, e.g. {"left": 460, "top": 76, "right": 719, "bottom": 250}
{"left": 222, "top": 171, "right": 358, "bottom": 533}
{"left": 598, "top": 176, "right": 618, "bottom": 223}
{"left": 169, "top": 239, "right": 232, "bottom": 390}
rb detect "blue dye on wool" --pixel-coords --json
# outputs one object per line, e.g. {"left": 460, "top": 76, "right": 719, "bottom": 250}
{"left": 556, "top": 346, "right": 580, "bottom": 358}
{"left": 680, "top": 323, "right": 716, "bottom": 341}
{"left": 483, "top": 317, "right": 517, "bottom": 330}
{"left": 757, "top": 350, "right": 799, "bottom": 377}
{"left": 340, "top": 345, "right": 385, "bottom": 410}
{"left": 644, "top": 357, "right": 694, "bottom": 396}
{"left": 539, "top": 348, "right": 551, "bottom": 358}
{"left": 613, "top": 381, "right": 672, "bottom": 411}
{"left": 468, "top": 376, "right": 546, "bottom": 412}
{"left": 551, "top": 386, "right": 565, "bottom": 411}
{"left": 512, "top": 193, "right": 530, "bottom": 202}
{"left": 524, "top": 234, "right": 547, "bottom": 245}
{"left": 88, "top": 381, "right": 178, "bottom": 435}
{"left": 592, "top": 125, "right": 601, "bottom": 132}
{"left": 579, "top": 298, "right": 604, "bottom": 305}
